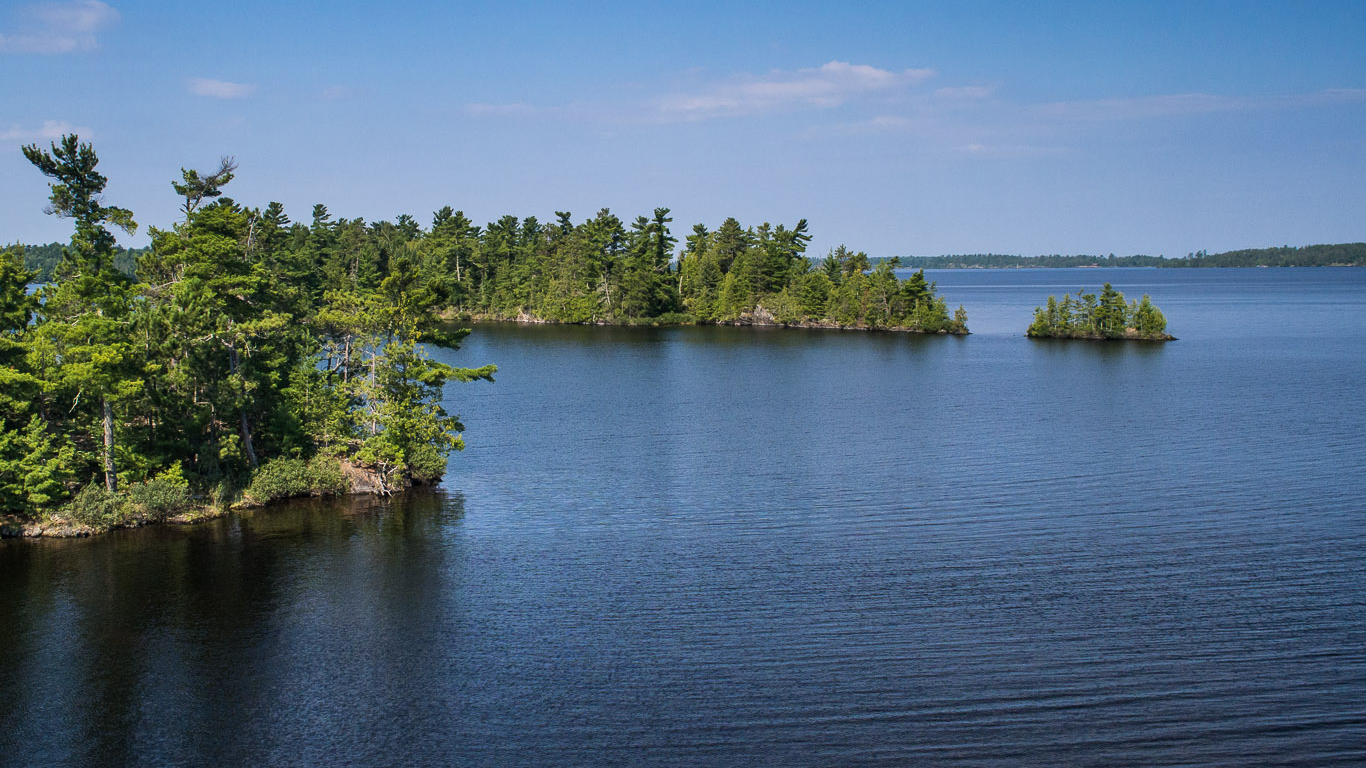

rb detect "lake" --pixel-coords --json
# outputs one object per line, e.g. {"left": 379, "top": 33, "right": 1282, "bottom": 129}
{"left": 2, "top": 268, "right": 1364, "bottom": 766}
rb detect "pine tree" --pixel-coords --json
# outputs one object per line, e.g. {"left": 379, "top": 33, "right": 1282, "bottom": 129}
{"left": 23, "top": 135, "right": 140, "bottom": 492}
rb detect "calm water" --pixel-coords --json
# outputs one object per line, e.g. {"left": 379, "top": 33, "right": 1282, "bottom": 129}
{"left": 3, "top": 268, "right": 1364, "bottom": 766}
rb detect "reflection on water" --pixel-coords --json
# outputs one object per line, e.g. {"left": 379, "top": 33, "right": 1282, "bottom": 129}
{"left": 1, "top": 491, "right": 464, "bottom": 767}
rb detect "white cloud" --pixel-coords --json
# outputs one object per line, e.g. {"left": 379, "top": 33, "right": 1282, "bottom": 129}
{"left": 655, "top": 60, "right": 935, "bottom": 121}
{"left": 0, "top": 1, "right": 119, "bottom": 54}
{"left": 188, "top": 78, "right": 256, "bottom": 98}
{"left": 0, "top": 119, "right": 92, "bottom": 141}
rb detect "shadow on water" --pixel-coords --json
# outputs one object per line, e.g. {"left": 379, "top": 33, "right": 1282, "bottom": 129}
{"left": 1026, "top": 336, "right": 1170, "bottom": 361}
{"left": 461, "top": 318, "right": 963, "bottom": 352}
{"left": 0, "top": 489, "right": 464, "bottom": 767}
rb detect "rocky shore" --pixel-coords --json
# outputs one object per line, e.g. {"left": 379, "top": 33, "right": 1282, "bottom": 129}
{"left": 1, "top": 462, "right": 404, "bottom": 539}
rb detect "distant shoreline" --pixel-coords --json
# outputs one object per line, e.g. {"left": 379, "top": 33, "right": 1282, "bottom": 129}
{"left": 882, "top": 243, "right": 1366, "bottom": 270}
{"left": 900, "top": 263, "right": 1364, "bottom": 270}
{"left": 448, "top": 310, "right": 971, "bottom": 335}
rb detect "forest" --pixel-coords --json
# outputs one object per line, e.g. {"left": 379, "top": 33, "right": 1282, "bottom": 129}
{"left": 20, "top": 241, "right": 143, "bottom": 282}
{"left": 2, "top": 136, "right": 496, "bottom": 530}
{"left": 274, "top": 206, "right": 965, "bottom": 333}
{"left": 1026, "top": 284, "right": 1171, "bottom": 340}
{"left": 19, "top": 215, "right": 968, "bottom": 336}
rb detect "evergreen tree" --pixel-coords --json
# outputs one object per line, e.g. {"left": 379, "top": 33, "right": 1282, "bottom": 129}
{"left": 23, "top": 135, "right": 140, "bottom": 492}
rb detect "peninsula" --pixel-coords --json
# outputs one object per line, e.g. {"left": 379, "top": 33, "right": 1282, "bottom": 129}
{"left": 2, "top": 136, "right": 495, "bottom": 536}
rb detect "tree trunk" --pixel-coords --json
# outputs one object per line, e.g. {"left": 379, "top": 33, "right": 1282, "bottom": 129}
{"left": 343, "top": 334, "right": 351, "bottom": 383}
{"left": 102, "top": 397, "right": 117, "bottom": 493}
{"left": 228, "top": 344, "right": 258, "bottom": 468}
{"left": 369, "top": 347, "right": 379, "bottom": 436}
{"left": 240, "top": 408, "right": 258, "bottom": 469}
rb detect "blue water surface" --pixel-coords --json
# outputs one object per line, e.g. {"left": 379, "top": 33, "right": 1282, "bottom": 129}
{"left": 2, "top": 268, "right": 1363, "bottom": 767}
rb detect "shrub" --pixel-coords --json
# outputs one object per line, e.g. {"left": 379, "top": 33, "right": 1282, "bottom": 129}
{"left": 127, "top": 464, "right": 193, "bottom": 520}
{"left": 306, "top": 455, "right": 348, "bottom": 495}
{"left": 646, "top": 312, "right": 696, "bottom": 326}
{"left": 245, "top": 455, "right": 348, "bottom": 504}
{"left": 61, "top": 483, "right": 133, "bottom": 531}
{"left": 406, "top": 444, "right": 448, "bottom": 485}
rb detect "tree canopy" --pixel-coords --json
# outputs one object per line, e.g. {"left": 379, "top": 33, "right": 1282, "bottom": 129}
{"left": 1026, "top": 284, "right": 1171, "bottom": 340}
{"left": 4, "top": 136, "right": 494, "bottom": 527}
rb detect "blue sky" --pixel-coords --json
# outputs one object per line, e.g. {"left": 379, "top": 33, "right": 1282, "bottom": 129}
{"left": 3, "top": 0, "right": 1363, "bottom": 258}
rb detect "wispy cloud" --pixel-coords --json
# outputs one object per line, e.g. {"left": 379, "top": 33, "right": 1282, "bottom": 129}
{"left": 654, "top": 60, "right": 935, "bottom": 121}
{"left": 457, "top": 55, "right": 1366, "bottom": 159}
{"left": 0, "top": 119, "right": 92, "bottom": 141}
{"left": 1033, "top": 88, "right": 1366, "bottom": 122}
{"left": 465, "top": 102, "right": 546, "bottom": 118}
{"left": 934, "top": 85, "right": 995, "bottom": 101}
{"left": 321, "top": 85, "right": 354, "bottom": 100}
{"left": 957, "top": 142, "right": 1067, "bottom": 158}
{"left": 0, "top": 0, "right": 119, "bottom": 54}
{"left": 188, "top": 78, "right": 256, "bottom": 98}
{"left": 824, "top": 85, "right": 1366, "bottom": 155}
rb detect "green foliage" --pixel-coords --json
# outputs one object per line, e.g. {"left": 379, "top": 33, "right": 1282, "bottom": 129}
{"left": 406, "top": 444, "right": 449, "bottom": 485}
{"left": 244, "top": 455, "right": 348, "bottom": 504}
{"left": 60, "top": 483, "right": 133, "bottom": 531}
{"left": 21, "top": 242, "right": 143, "bottom": 282}
{"left": 1132, "top": 295, "right": 1167, "bottom": 336}
{"left": 23, "top": 135, "right": 141, "bottom": 494}
{"left": 1027, "top": 284, "right": 1171, "bottom": 339}
{"left": 387, "top": 205, "right": 964, "bottom": 333}
{"left": 0, "top": 246, "right": 41, "bottom": 420}
{"left": 126, "top": 464, "right": 192, "bottom": 520}
{"left": 8, "top": 134, "right": 495, "bottom": 522}
{"left": 0, "top": 415, "right": 77, "bottom": 512}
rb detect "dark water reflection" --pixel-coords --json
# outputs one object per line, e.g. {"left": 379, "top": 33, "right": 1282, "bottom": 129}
{"left": 0, "top": 492, "right": 464, "bottom": 766}
{"left": 3, "top": 268, "right": 1365, "bottom": 766}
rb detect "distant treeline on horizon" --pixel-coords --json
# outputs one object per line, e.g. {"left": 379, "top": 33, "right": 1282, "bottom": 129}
{"left": 15, "top": 240, "right": 1366, "bottom": 282}
{"left": 886, "top": 243, "right": 1366, "bottom": 269}
{"left": 18, "top": 242, "right": 145, "bottom": 282}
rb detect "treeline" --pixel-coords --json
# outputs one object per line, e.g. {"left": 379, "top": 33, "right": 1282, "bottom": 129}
{"left": 410, "top": 208, "right": 964, "bottom": 332}
{"left": 2, "top": 137, "right": 494, "bottom": 528}
{"left": 893, "top": 253, "right": 1168, "bottom": 269}
{"left": 19, "top": 242, "right": 144, "bottom": 282}
{"left": 1026, "top": 284, "right": 1170, "bottom": 340}
{"left": 890, "top": 243, "right": 1366, "bottom": 269}
{"left": 20, "top": 210, "right": 966, "bottom": 335}
{"left": 1171, "top": 244, "right": 1366, "bottom": 268}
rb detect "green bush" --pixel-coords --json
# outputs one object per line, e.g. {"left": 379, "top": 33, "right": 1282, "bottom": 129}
{"left": 244, "top": 455, "right": 348, "bottom": 504}
{"left": 645, "top": 312, "right": 696, "bottom": 326}
{"left": 127, "top": 464, "right": 193, "bottom": 520}
{"left": 306, "top": 455, "right": 348, "bottom": 495}
{"left": 61, "top": 484, "right": 133, "bottom": 531}
{"left": 406, "top": 444, "right": 448, "bottom": 485}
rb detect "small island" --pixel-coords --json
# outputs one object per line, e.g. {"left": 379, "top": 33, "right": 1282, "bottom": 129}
{"left": 1026, "top": 284, "right": 1173, "bottom": 340}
